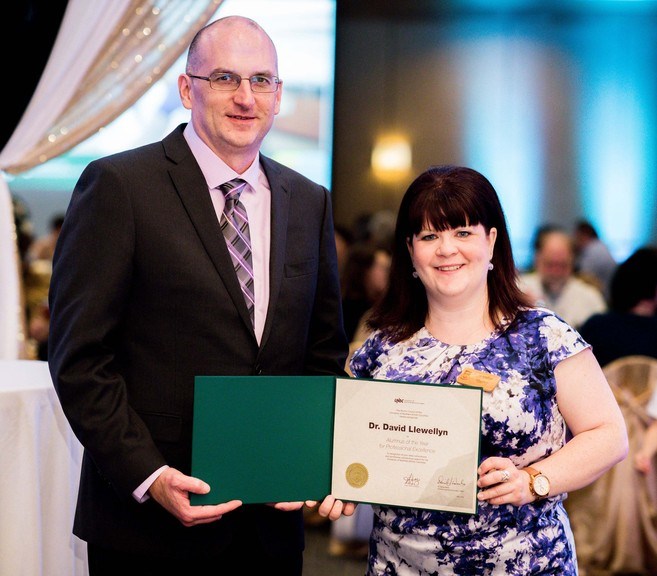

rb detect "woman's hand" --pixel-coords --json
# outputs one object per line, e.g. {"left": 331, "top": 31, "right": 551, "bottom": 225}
{"left": 272, "top": 497, "right": 357, "bottom": 520}
{"left": 476, "top": 457, "right": 534, "bottom": 507}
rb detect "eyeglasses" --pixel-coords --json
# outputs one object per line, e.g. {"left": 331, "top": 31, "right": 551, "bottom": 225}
{"left": 187, "top": 72, "right": 281, "bottom": 93}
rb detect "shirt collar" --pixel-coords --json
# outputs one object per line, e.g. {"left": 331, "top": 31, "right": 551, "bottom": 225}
{"left": 183, "top": 122, "right": 261, "bottom": 192}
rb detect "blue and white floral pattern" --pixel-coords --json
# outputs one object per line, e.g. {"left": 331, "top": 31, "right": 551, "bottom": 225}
{"left": 350, "top": 308, "right": 587, "bottom": 575}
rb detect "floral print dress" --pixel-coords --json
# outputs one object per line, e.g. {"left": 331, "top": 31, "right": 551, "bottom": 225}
{"left": 349, "top": 308, "right": 587, "bottom": 575}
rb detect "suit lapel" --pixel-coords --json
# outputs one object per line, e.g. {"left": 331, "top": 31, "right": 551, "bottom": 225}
{"left": 260, "top": 156, "right": 289, "bottom": 348}
{"left": 163, "top": 127, "right": 254, "bottom": 332}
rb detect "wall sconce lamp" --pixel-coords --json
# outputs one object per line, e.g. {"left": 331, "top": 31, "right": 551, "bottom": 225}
{"left": 371, "top": 134, "right": 412, "bottom": 182}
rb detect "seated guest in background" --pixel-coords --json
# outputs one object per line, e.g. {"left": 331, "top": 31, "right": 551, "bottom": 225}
{"left": 350, "top": 209, "right": 396, "bottom": 249}
{"left": 350, "top": 164, "right": 627, "bottom": 575}
{"left": 364, "top": 209, "right": 396, "bottom": 250}
{"left": 22, "top": 213, "right": 65, "bottom": 361}
{"left": 333, "top": 223, "right": 354, "bottom": 278}
{"left": 579, "top": 246, "right": 657, "bottom": 367}
{"left": 27, "top": 299, "right": 50, "bottom": 361}
{"left": 519, "top": 225, "right": 607, "bottom": 328}
{"left": 340, "top": 241, "right": 391, "bottom": 343}
{"left": 572, "top": 219, "right": 617, "bottom": 300}
{"left": 25, "top": 213, "right": 64, "bottom": 264}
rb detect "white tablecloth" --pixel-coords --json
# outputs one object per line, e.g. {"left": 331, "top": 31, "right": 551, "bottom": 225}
{"left": 0, "top": 360, "right": 88, "bottom": 576}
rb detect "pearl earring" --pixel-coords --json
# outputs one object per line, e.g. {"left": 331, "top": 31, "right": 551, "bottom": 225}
{"left": 412, "top": 269, "right": 418, "bottom": 278}
{"left": 488, "top": 262, "right": 494, "bottom": 271}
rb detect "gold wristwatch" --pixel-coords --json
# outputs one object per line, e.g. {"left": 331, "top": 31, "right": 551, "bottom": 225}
{"left": 523, "top": 466, "right": 550, "bottom": 500}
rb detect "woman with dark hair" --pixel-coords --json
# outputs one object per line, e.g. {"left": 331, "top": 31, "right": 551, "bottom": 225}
{"left": 350, "top": 165, "right": 628, "bottom": 575}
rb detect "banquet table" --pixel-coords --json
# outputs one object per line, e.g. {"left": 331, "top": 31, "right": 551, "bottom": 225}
{"left": 0, "top": 360, "right": 88, "bottom": 576}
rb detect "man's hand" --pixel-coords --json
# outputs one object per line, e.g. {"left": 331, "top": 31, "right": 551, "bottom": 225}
{"left": 148, "top": 467, "right": 242, "bottom": 527}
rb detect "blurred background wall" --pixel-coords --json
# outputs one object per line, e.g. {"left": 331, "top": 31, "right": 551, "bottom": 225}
{"left": 332, "top": 0, "right": 657, "bottom": 268}
{"left": 6, "top": 0, "right": 657, "bottom": 271}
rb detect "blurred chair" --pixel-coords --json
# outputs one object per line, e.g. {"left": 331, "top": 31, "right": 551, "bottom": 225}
{"left": 566, "top": 355, "right": 657, "bottom": 576}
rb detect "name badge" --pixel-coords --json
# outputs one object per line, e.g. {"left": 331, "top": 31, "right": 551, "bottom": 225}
{"left": 456, "top": 367, "right": 500, "bottom": 392}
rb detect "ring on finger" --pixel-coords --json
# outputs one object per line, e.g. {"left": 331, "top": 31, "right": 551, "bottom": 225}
{"left": 500, "top": 469, "right": 510, "bottom": 483}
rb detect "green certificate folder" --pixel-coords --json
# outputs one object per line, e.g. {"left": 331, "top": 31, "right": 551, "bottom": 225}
{"left": 191, "top": 375, "right": 336, "bottom": 505}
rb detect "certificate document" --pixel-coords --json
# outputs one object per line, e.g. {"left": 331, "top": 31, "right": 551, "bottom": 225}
{"left": 332, "top": 377, "right": 482, "bottom": 514}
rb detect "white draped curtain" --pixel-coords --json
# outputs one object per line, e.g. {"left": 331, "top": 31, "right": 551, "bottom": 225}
{"left": 0, "top": 0, "right": 222, "bottom": 359}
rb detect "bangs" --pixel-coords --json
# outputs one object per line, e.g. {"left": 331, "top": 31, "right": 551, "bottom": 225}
{"left": 408, "top": 186, "right": 484, "bottom": 235}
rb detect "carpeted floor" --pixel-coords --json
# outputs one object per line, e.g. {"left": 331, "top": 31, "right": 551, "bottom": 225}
{"left": 303, "top": 517, "right": 367, "bottom": 576}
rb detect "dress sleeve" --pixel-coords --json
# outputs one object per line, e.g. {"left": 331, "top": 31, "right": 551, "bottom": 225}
{"left": 540, "top": 312, "right": 590, "bottom": 369}
{"left": 349, "top": 330, "right": 384, "bottom": 378}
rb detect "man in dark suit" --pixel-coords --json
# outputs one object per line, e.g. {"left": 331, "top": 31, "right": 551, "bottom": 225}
{"left": 48, "top": 16, "right": 352, "bottom": 575}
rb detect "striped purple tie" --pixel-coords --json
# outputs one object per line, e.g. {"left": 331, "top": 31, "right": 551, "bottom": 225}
{"left": 219, "top": 178, "right": 254, "bottom": 326}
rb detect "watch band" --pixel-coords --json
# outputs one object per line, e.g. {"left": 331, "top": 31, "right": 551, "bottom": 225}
{"left": 523, "top": 466, "right": 550, "bottom": 499}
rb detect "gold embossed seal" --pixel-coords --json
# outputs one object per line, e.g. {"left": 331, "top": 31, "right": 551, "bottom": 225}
{"left": 345, "top": 463, "right": 368, "bottom": 488}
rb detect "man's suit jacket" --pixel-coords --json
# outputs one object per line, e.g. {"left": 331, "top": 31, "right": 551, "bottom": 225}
{"left": 48, "top": 124, "right": 349, "bottom": 557}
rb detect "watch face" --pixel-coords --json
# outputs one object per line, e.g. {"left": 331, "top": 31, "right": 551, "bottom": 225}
{"left": 534, "top": 475, "right": 550, "bottom": 496}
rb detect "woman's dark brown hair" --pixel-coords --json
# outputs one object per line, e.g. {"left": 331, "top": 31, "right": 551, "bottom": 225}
{"left": 366, "top": 165, "right": 532, "bottom": 343}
